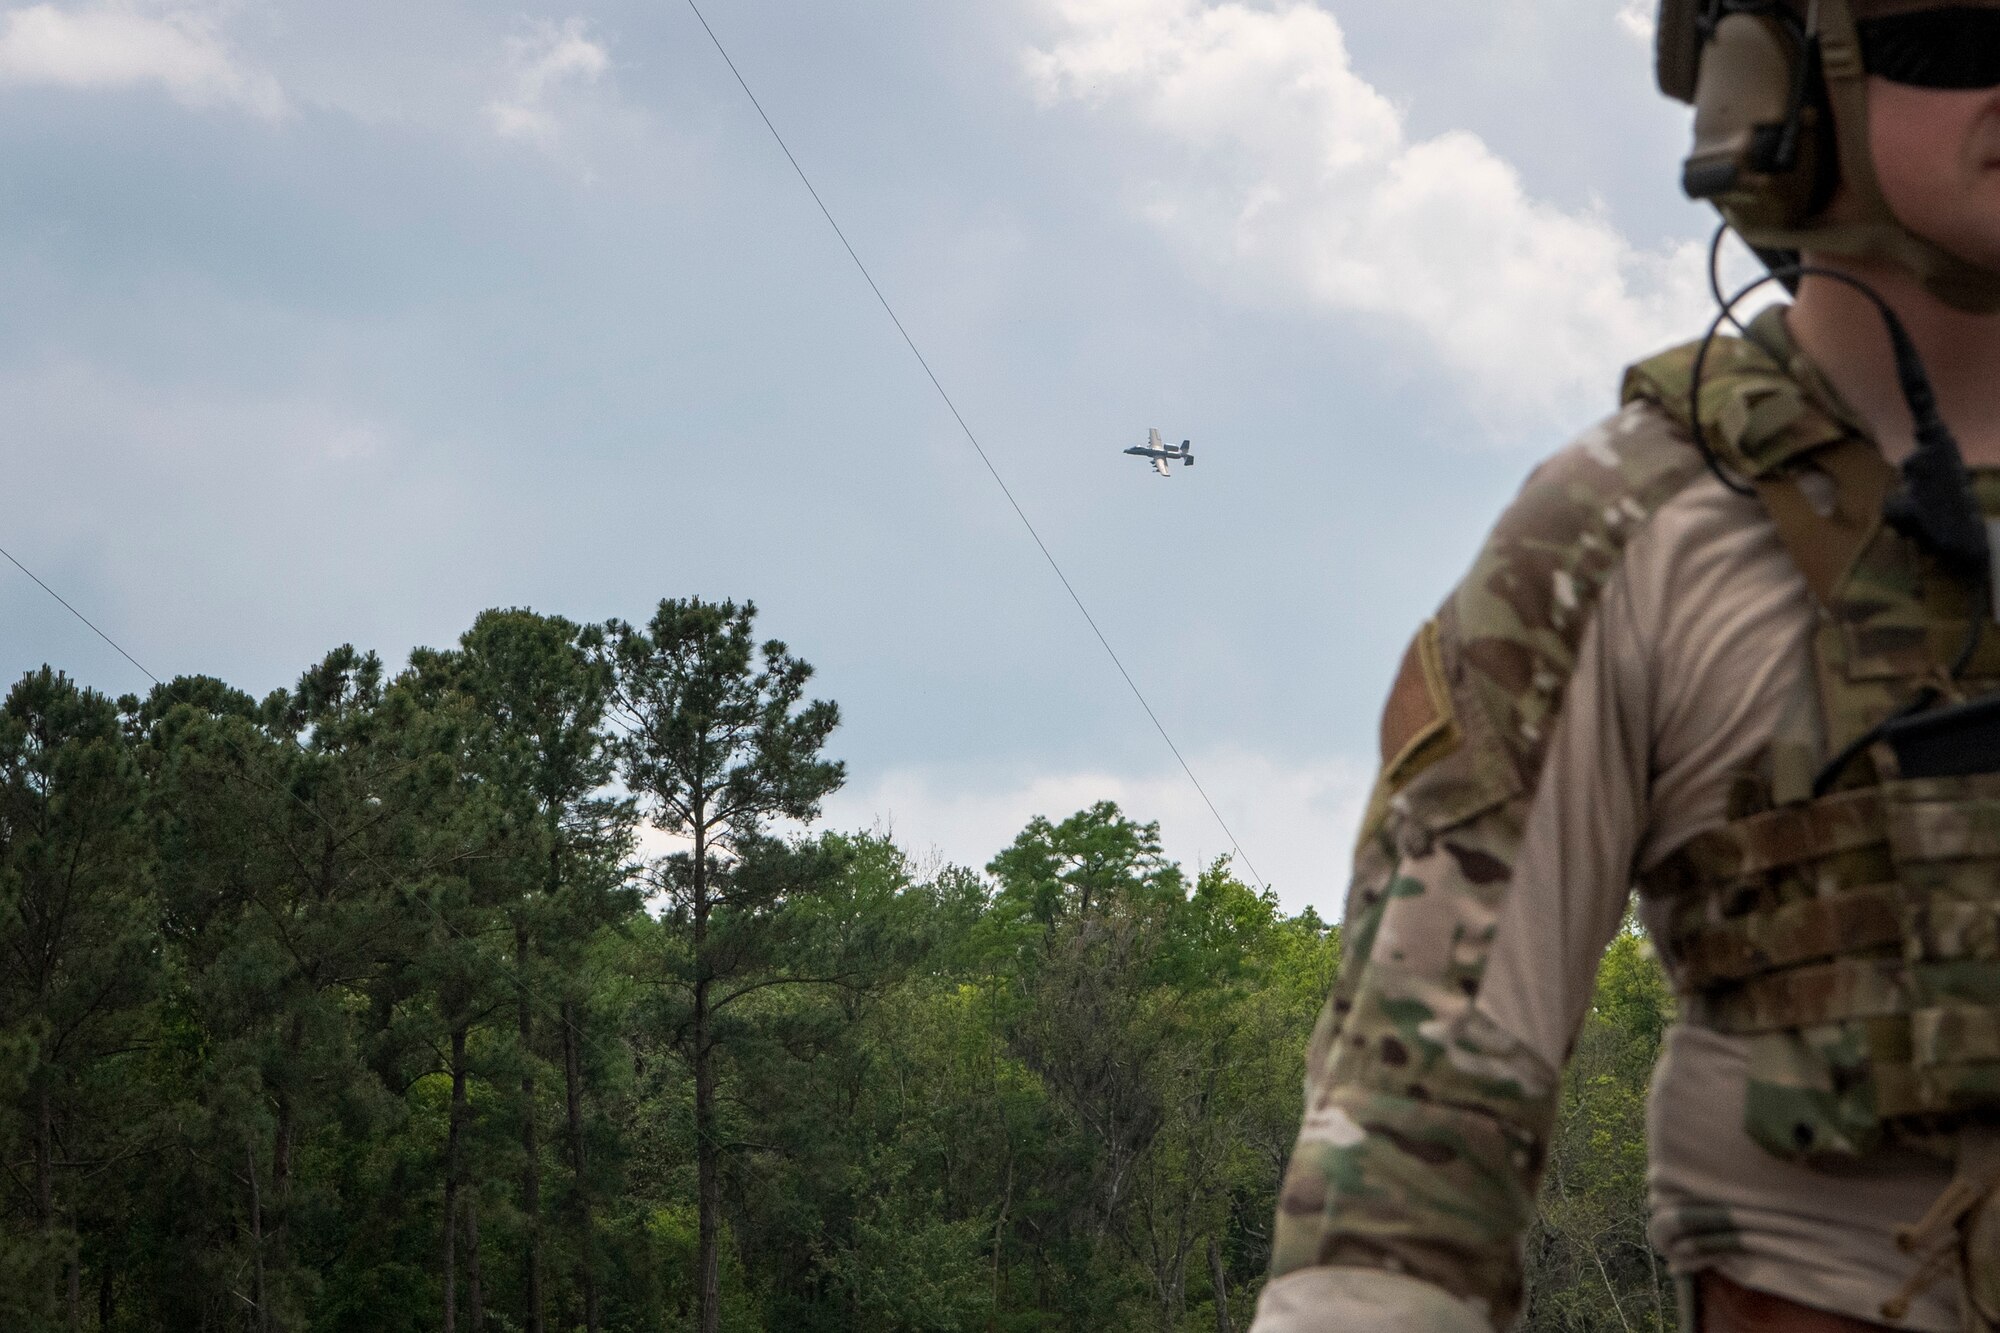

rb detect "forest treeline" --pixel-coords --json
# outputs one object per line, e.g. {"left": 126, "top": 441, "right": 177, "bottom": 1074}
{"left": 1, "top": 596, "right": 1676, "bottom": 1333}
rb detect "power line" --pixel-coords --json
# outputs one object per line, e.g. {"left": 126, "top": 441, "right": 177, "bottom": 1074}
{"left": 0, "top": 15, "right": 1268, "bottom": 891}
{"left": 1, "top": 543, "right": 160, "bottom": 685}
{"left": 679, "top": 0, "right": 1266, "bottom": 890}
{"left": 0, "top": 540, "right": 601, "bottom": 1050}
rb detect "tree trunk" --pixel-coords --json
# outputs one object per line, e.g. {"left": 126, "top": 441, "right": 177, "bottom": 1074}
{"left": 66, "top": 1249, "right": 81, "bottom": 1333}
{"left": 561, "top": 1002, "right": 599, "bottom": 1333}
{"left": 271, "top": 1088, "right": 292, "bottom": 1243}
{"left": 465, "top": 1190, "right": 484, "bottom": 1333}
{"left": 247, "top": 1137, "right": 269, "bottom": 1333}
{"left": 270, "top": 1010, "right": 306, "bottom": 1266}
{"left": 989, "top": 1154, "right": 1012, "bottom": 1330}
{"left": 443, "top": 1025, "right": 468, "bottom": 1333}
{"left": 97, "top": 1263, "right": 112, "bottom": 1330}
{"left": 518, "top": 920, "right": 544, "bottom": 1333}
{"left": 695, "top": 1023, "right": 719, "bottom": 1333}
{"left": 1153, "top": 1252, "right": 1177, "bottom": 1333}
{"left": 37, "top": 1086, "right": 65, "bottom": 1323}
{"left": 35, "top": 1084, "right": 54, "bottom": 1229}
{"left": 692, "top": 819, "right": 721, "bottom": 1333}
{"left": 1208, "top": 1235, "right": 1231, "bottom": 1333}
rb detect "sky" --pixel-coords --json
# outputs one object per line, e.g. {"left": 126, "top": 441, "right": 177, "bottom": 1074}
{"left": 0, "top": 0, "right": 1761, "bottom": 917}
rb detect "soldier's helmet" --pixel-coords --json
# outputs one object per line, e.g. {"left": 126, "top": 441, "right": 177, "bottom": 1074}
{"left": 1656, "top": 0, "right": 2000, "bottom": 311}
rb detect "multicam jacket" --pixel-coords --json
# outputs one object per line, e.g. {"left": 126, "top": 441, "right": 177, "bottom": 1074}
{"left": 1263, "top": 393, "right": 1708, "bottom": 1329}
{"left": 1256, "top": 307, "right": 1993, "bottom": 1333}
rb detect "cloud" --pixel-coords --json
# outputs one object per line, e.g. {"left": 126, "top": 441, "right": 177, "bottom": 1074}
{"left": 0, "top": 2, "right": 284, "bottom": 117}
{"left": 486, "top": 17, "right": 608, "bottom": 145}
{"left": 8, "top": 350, "right": 385, "bottom": 462}
{"left": 1618, "top": 0, "right": 1655, "bottom": 42}
{"left": 1025, "top": 0, "right": 1708, "bottom": 429}
{"left": 823, "top": 749, "right": 1372, "bottom": 920}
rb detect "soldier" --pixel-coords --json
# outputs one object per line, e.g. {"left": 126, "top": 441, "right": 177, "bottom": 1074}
{"left": 1250, "top": 3, "right": 2000, "bottom": 1331}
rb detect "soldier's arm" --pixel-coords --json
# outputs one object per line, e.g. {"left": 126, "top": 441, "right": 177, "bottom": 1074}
{"left": 1252, "top": 407, "right": 1705, "bottom": 1331}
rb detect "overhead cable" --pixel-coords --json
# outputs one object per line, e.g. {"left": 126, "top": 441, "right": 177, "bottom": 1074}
{"left": 0, "top": 541, "right": 607, "bottom": 1057}
{"left": 678, "top": 0, "right": 1267, "bottom": 889}
{"left": 1, "top": 543, "right": 161, "bottom": 685}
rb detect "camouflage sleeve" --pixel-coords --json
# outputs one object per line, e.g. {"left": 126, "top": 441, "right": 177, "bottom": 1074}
{"left": 1260, "top": 406, "right": 1706, "bottom": 1330}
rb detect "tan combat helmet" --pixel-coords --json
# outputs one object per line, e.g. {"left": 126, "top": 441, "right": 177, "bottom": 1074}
{"left": 1656, "top": 0, "right": 2000, "bottom": 312}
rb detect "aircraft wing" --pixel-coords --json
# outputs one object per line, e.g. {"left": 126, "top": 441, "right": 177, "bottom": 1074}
{"left": 1153, "top": 456, "right": 1170, "bottom": 477}
{"left": 1148, "top": 428, "right": 1163, "bottom": 451}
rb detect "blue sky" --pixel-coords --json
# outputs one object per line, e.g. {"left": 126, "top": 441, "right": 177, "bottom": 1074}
{"left": 0, "top": 0, "right": 1751, "bottom": 914}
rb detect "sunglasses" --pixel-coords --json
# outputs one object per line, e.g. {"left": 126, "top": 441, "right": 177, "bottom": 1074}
{"left": 1858, "top": 7, "right": 2000, "bottom": 89}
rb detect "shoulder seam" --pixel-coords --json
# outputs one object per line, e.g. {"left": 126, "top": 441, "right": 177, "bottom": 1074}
{"left": 1405, "top": 409, "right": 1707, "bottom": 834}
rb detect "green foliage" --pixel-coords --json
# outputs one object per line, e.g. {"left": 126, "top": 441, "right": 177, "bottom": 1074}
{"left": 0, "top": 668, "right": 157, "bottom": 1332}
{"left": 606, "top": 597, "right": 849, "bottom": 1333}
{"left": 1523, "top": 922, "right": 1677, "bottom": 1333}
{"left": 1, "top": 607, "right": 1675, "bottom": 1333}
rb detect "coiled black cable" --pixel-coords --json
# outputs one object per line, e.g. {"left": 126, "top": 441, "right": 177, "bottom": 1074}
{"left": 1689, "top": 228, "right": 1994, "bottom": 792}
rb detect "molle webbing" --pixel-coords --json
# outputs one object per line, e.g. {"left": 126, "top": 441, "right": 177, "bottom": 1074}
{"left": 1626, "top": 317, "right": 2000, "bottom": 1141}
{"left": 1661, "top": 768, "right": 2000, "bottom": 1136}
{"left": 1641, "top": 774, "right": 2000, "bottom": 1122}
{"left": 1641, "top": 788, "right": 1899, "bottom": 1031}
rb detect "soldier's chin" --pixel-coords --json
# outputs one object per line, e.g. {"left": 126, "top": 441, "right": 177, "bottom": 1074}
{"left": 1925, "top": 206, "right": 2000, "bottom": 286}
{"left": 1876, "top": 184, "right": 2000, "bottom": 296}
{"left": 1975, "top": 165, "right": 2000, "bottom": 259}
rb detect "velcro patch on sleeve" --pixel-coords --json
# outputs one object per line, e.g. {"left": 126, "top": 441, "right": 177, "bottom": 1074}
{"left": 1380, "top": 619, "right": 1458, "bottom": 789}
{"left": 1358, "top": 620, "right": 1462, "bottom": 843}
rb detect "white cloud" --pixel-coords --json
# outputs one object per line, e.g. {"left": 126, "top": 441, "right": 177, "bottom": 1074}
{"left": 823, "top": 749, "right": 1373, "bottom": 920}
{"left": 1618, "top": 0, "right": 1655, "bottom": 42}
{"left": 0, "top": 351, "right": 398, "bottom": 467}
{"left": 486, "top": 17, "right": 608, "bottom": 145}
{"left": 1025, "top": 0, "right": 1709, "bottom": 429}
{"left": 0, "top": 3, "right": 284, "bottom": 117}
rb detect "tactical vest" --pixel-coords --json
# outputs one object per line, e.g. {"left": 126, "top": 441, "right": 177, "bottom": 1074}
{"left": 1624, "top": 308, "right": 2000, "bottom": 1168}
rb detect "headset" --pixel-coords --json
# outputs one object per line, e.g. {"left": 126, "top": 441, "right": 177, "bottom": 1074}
{"left": 1662, "top": 0, "right": 2000, "bottom": 788}
{"left": 1665, "top": 0, "right": 1837, "bottom": 225}
{"left": 1658, "top": 0, "right": 2000, "bottom": 312}
{"left": 1665, "top": 0, "right": 1992, "bottom": 573}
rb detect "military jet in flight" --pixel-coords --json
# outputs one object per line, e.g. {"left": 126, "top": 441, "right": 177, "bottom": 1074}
{"left": 1125, "top": 428, "right": 1193, "bottom": 476}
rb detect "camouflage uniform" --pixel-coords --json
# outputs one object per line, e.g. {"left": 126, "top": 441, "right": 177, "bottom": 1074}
{"left": 1252, "top": 308, "right": 1991, "bottom": 1333}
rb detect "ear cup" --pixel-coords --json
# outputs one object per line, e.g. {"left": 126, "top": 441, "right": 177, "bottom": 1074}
{"left": 1657, "top": 0, "right": 1705, "bottom": 101}
{"left": 1670, "top": 0, "right": 2000, "bottom": 312}
{"left": 1682, "top": 10, "right": 1829, "bottom": 229}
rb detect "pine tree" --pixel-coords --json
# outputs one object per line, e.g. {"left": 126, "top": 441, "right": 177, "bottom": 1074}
{"left": 604, "top": 598, "right": 843, "bottom": 1333}
{"left": 416, "top": 609, "right": 635, "bottom": 1333}
{"left": 0, "top": 669, "right": 156, "bottom": 1331}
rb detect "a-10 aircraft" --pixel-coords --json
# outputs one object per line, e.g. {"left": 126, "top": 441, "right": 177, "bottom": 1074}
{"left": 1125, "top": 428, "right": 1193, "bottom": 476}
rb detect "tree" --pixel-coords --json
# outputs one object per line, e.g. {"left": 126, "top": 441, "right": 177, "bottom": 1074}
{"left": 1524, "top": 921, "right": 1676, "bottom": 1333}
{"left": 0, "top": 607, "right": 1686, "bottom": 1333}
{"left": 0, "top": 668, "right": 156, "bottom": 1332}
{"left": 139, "top": 672, "right": 298, "bottom": 1332}
{"left": 603, "top": 598, "right": 843, "bottom": 1333}
{"left": 984, "top": 803, "right": 1186, "bottom": 1326}
{"left": 415, "top": 609, "right": 635, "bottom": 1333}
